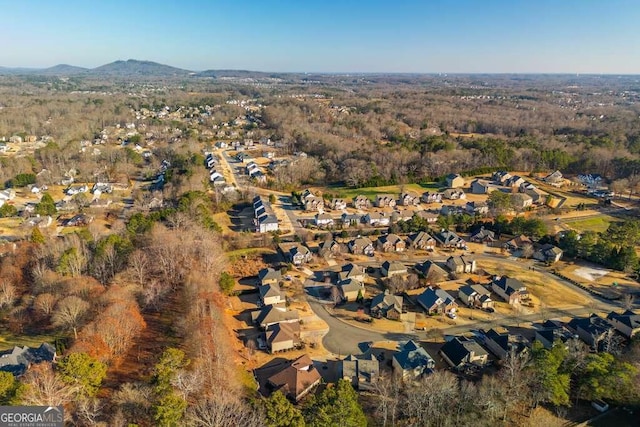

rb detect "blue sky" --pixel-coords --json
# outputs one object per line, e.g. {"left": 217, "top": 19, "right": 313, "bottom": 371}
{"left": 1, "top": 0, "right": 639, "bottom": 73}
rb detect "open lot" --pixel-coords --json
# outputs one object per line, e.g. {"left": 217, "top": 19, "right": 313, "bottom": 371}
{"left": 559, "top": 262, "right": 640, "bottom": 299}
{"left": 564, "top": 214, "right": 615, "bottom": 233}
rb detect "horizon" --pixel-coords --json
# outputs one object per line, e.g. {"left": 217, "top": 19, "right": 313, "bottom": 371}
{"left": 2, "top": 0, "right": 640, "bottom": 74}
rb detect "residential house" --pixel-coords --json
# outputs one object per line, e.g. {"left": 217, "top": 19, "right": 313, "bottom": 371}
{"left": 511, "top": 193, "right": 533, "bottom": 210}
{"left": 375, "top": 194, "right": 397, "bottom": 208}
{"left": 504, "top": 235, "right": 533, "bottom": 252}
{"left": 352, "top": 195, "right": 371, "bottom": 210}
{"left": 279, "top": 243, "right": 312, "bottom": 265}
{"left": 339, "top": 263, "right": 366, "bottom": 282}
{"left": 258, "top": 268, "right": 281, "bottom": 286}
{"left": 377, "top": 234, "right": 406, "bottom": 252}
{"left": 391, "top": 209, "right": 413, "bottom": 223}
{"left": 533, "top": 244, "right": 563, "bottom": 264}
{"left": 524, "top": 188, "right": 544, "bottom": 204}
{"left": 446, "top": 173, "right": 465, "bottom": 188}
{"left": 304, "top": 196, "right": 325, "bottom": 212}
{"left": 416, "top": 287, "right": 458, "bottom": 315}
{"left": 483, "top": 328, "right": 529, "bottom": 360}
{"left": 265, "top": 354, "right": 321, "bottom": 402}
{"left": 340, "top": 354, "right": 379, "bottom": 390}
{"left": 401, "top": 192, "right": 420, "bottom": 206}
{"left": 209, "top": 170, "right": 224, "bottom": 183}
{"left": 392, "top": 340, "right": 435, "bottom": 380}
{"left": 433, "top": 230, "right": 467, "bottom": 250}
{"left": 319, "top": 240, "right": 341, "bottom": 258}
{"left": 407, "top": 231, "right": 436, "bottom": 251}
{"left": 330, "top": 198, "right": 347, "bottom": 210}
{"left": 568, "top": 314, "right": 615, "bottom": 349}
{"left": 470, "top": 179, "right": 494, "bottom": 194}
{"left": 544, "top": 170, "right": 564, "bottom": 185}
{"left": 265, "top": 322, "right": 301, "bottom": 353}
{"left": 0, "top": 343, "right": 57, "bottom": 376}
{"left": 259, "top": 283, "right": 285, "bottom": 307}
{"left": 341, "top": 213, "right": 363, "bottom": 227}
{"left": 381, "top": 261, "right": 407, "bottom": 278}
{"left": 348, "top": 237, "right": 375, "bottom": 256}
{"left": 578, "top": 174, "right": 604, "bottom": 189}
{"left": 363, "top": 212, "right": 390, "bottom": 227}
{"left": 415, "top": 261, "right": 448, "bottom": 284}
{"left": 339, "top": 279, "right": 365, "bottom": 302}
{"left": 439, "top": 336, "right": 489, "bottom": 369}
{"left": 534, "top": 320, "right": 578, "bottom": 349}
{"left": 466, "top": 201, "right": 489, "bottom": 215}
{"left": 252, "top": 305, "right": 300, "bottom": 329}
{"left": 505, "top": 175, "right": 526, "bottom": 187}
{"left": 606, "top": 310, "right": 640, "bottom": 339}
{"left": 315, "top": 213, "right": 334, "bottom": 228}
{"left": 469, "top": 227, "right": 496, "bottom": 244}
{"left": 492, "top": 276, "right": 527, "bottom": 305}
{"left": 65, "top": 214, "right": 93, "bottom": 227}
{"left": 253, "top": 196, "right": 279, "bottom": 233}
{"left": 370, "top": 291, "right": 403, "bottom": 320}
{"left": 415, "top": 211, "right": 439, "bottom": 223}
{"left": 458, "top": 284, "right": 493, "bottom": 309}
{"left": 492, "top": 171, "right": 512, "bottom": 184}
{"left": 421, "top": 192, "right": 442, "bottom": 204}
{"left": 446, "top": 256, "right": 477, "bottom": 274}
{"left": 440, "top": 204, "right": 463, "bottom": 216}
{"left": 442, "top": 188, "right": 466, "bottom": 200}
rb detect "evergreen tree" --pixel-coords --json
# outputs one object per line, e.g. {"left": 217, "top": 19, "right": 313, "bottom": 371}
{"left": 304, "top": 379, "right": 367, "bottom": 427}
{"left": 263, "top": 391, "right": 305, "bottom": 427}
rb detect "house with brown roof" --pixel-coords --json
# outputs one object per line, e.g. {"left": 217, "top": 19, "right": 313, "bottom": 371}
{"left": 252, "top": 305, "right": 300, "bottom": 329}
{"left": 319, "top": 240, "right": 342, "bottom": 258}
{"left": 265, "top": 355, "right": 322, "bottom": 402}
{"left": 415, "top": 260, "right": 448, "bottom": 284}
{"left": 377, "top": 234, "right": 406, "bottom": 252}
{"left": 370, "top": 292, "right": 403, "bottom": 320}
{"left": 348, "top": 237, "right": 374, "bottom": 256}
{"left": 407, "top": 231, "right": 436, "bottom": 251}
{"left": 415, "top": 210, "right": 439, "bottom": 223}
{"left": 504, "top": 235, "right": 533, "bottom": 252}
{"left": 265, "top": 322, "right": 301, "bottom": 353}
{"left": 381, "top": 261, "right": 407, "bottom": 278}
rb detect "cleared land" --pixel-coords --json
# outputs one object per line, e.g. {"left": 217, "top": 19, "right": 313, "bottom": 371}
{"left": 564, "top": 215, "right": 615, "bottom": 233}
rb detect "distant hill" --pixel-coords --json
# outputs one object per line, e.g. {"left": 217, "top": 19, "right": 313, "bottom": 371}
{"left": 89, "top": 59, "right": 192, "bottom": 77}
{"left": 40, "top": 64, "right": 88, "bottom": 75}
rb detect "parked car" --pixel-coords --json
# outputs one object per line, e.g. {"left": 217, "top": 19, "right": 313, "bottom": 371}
{"left": 591, "top": 399, "right": 609, "bottom": 413}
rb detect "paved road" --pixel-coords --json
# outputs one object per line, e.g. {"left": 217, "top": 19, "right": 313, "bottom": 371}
{"left": 218, "top": 150, "right": 242, "bottom": 189}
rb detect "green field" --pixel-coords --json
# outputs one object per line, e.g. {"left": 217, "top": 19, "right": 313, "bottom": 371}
{"left": 326, "top": 183, "right": 441, "bottom": 201}
{"left": 564, "top": 215, "right": 614, "bottom": 233}
{"left": 0, "top": 329, "right": 60, "bottom": 351}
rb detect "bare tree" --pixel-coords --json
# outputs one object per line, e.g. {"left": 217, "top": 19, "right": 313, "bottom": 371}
{"left": 373, "top": 374, "right": 401, "bottom": 427}
{"left": 0, "top": 280, "right": 16, "bottom": 308}
{"left": 34, "top": 293, "right": 58, "bottom": 316}
{"left": 52, "top": 296, "right": 90, "bottom": 339}
{"left": 185, "top": 395, "right": 262, "bottom": 427}
{"left": 623, "top": 293, "right": 635, "bottom": 311}
{"left": 521, "top": 243, "right": 535, "bottom": 260}
{"left": 128, "top": 250, "right": 149, "bottom": 286}
{"left": 172, "top": 369, "right": 205, "bottom": 401}
{"left": 20, "top": 364, "right": 78, "bottom": 408}
{"left": 74, "top": 397, "right": 104, "bottom": 427}
{"left": 330, "top": 285, "right": 342, "bottom": 307}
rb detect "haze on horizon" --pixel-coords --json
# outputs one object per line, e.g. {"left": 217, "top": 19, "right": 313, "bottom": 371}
{"left": 2, "top": 0, "right": 639, "bottom": 74}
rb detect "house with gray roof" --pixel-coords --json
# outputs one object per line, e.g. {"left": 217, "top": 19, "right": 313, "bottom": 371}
{"left": 439, "top": 336, "right": 489, "bottom": 369}
{"left": 392, "top": 340, "right": 435, "bottom": 380}
{"left": 416, "top": 287, "right": 458, "bottom": 315}
{"left": 340, "top": 354, "right": 379, "bottom": 390}
{"left": 0, "top": 343, "right": 56, "bottom": 376}
{"left": 370, "top": 292, "right": 403, "bottom": 320}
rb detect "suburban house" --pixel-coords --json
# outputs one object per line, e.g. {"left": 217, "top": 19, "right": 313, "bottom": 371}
{"left": 442, "top": 188, "right": 466, "bottom": 200}
{"left": 330, "top": 198, "right": 347, "bottom": 210}
{"left": 392, "top": 340, "right": 435, "bottom": 380}
{"left": 265, "top": 354, "right": 321, "bottom": 402}
{"left": 258, "top": 268, "right": 282, "bottom": 286}
{"left": 568, "top": 314, "right": 615, "bottom": 349}
{"left": 421, "top": 192, "right": 442, "bottom": 204}
{"left": 314, "top": 213, "right": 334, "bottom": 228}
{"left": 259, "top": 283, "right": 285, "bottom": 306}
{"left": 391, "top": 209, "right": 414, "bottom": 223}
{"left": 363, "top": 212, "right": 390, "bottom": 227}
{"left": 433, "top": 230, "right": 467, "bottom": 250}
{"left": 265, "top": 322, "right": 301, "bottom": 353}
{"left": 415, "top": 261, "right": 448, "bottom": 284}
{"left": 375, "top": 194, "right": 397, "bottom": 208}
{"left": 606, "top": 310, "right": 640, "bottom": 338}
{"left": 253, "top": 196, "right": 279, "bottom": 233}
{"left": 504, "top": 235, "right": 533, "bottom": 252}
{"left": 400, "top": 192, "right": 420, "bottom": 206}
{"left": 470, "top": 227, "right": 496, "bottom": 244}
{"left": 341, "top": 213, "right": 363, "bottom": 227}
{"left": 511, "top": 193, "right": 533, "bottom": 210}
{"left": 304, "top": 196, "right": 325, "bottom": 212}
{"left": 252, "top": 305, "right": 300, "bottom": 329}
{"left": 491, "top": 276, "right": 528, "bottom": 305}
{"left": 340, "top": 354, "right": 379, "bottom": 390}
{"left": 352, "top": 195, "right": 371, "bottom": 210}
{"left": 370, "top": 292, "right": 403, "bottom": 320}
{"left": 534, "top": 320, "right": 578, "bottom": 349}
{"left": 492, "top": 171, "right": 512, "bottom": 184}
{"left": 381, "top": 261, "right": 407, "bottom": 278}
{"left": 279, "top": 243, "right": 312, "bottom": 265}
{"left": 465, "top": 201, "right": 489, "bottom": 215}
{"left": 348, "top": 237, "right": 375, "bottom": 256}
{"left": 416, "top": 287, "right": 458, "bottom": 315}
{"left": 439, "top": 336, "right": 489, "bottom": 369}
{"left": 446, "top": 173, "right": 465, "bottom": 188}
{"left": 458, "top": 284, "right": 493, "bottom": 309}
{"left": 407, "top": 231, "right": 436, "bottom": 251}
{"left": 339, "top": 263, "right": 366, "bottom": 282}
{"left": 544, "top": 170, "right": 564, "bottom": 185}
{"left": 578, "top": 173, "right": 604, "bottom": 189}
{"left": 415, "top": 210, "right": 439, "bottom": 223}
{"left": 483, "top": 328, "right": 529, "bottom": 360}
{"left": 533, "top": 244, "right": 563, "bottom": 264}
{"left": 470, "top": 179, "right": 497, "bottom": 194}
{"left": 446, "top": 256, "right": 477, "bottom": 274}
{"left": 338, "top": 279, "right": 365, "bottom": 302}
{"left": 505, "top": 175, "right": 526, "bottom": 187}
{"left": 0, "top": 343, "right": 57, "bottom": 376}
{"left": 524, "top": 188, "right": 544, "bottom": 204}
{"left": 319, "top": 240, "right": 341, "bottom": 258}
{"left": 377, "top": 234, "right": 406, "bottom": 252}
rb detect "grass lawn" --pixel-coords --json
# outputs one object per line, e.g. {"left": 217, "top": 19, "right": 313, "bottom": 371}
{"left": 0, "top": 328, "right": 61, "bottom": 351}
{"left": 564, "top": 215, "right": 614, "bottom": 233}
{"left": 326, "top": 183, "right": 441, "bottom": 200}
{"left": 226, "top": 247, "right": 276, "bottom": 260}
